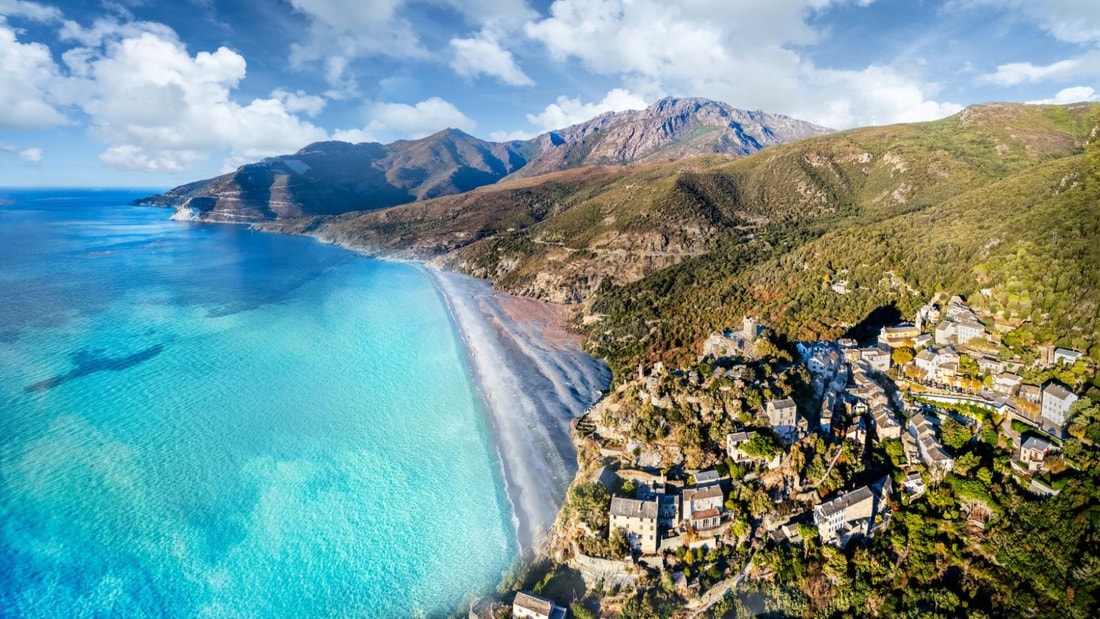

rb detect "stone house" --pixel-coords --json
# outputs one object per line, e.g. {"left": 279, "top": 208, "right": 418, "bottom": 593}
{"left": 813, "top": 479, "right": 892, "bottom": 547}
{"left": 766, "top": 397, "right": 804, "bottom": 444}
{"left": 609, "top": 497, "right": 659, "bottom": 555}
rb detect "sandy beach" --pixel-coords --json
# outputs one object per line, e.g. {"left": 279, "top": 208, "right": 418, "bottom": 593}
{"left": 428, "top": 269, "right": 611, "bottom": 551}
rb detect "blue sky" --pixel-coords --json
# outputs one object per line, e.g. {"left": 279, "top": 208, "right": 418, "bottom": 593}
{"left": 1, "top": 0, "right": 1098, "bottom": 188}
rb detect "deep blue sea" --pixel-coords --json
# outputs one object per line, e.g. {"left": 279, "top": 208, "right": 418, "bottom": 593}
{"left": 0, "top": 190, "right": 516, "bottom": 617}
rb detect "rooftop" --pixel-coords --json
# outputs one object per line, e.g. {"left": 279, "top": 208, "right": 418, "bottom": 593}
{"left": 1021, "top": 436, "right": 1054, "bottom": 453}
{"left": 514, "top": 591, "right": 555, "bottom": 617}
{"left": 1043, "top": 383, "right": 1076, "bottom": 401}
{"left": 683, "top": 485, "right": 724, "bottom": 502}
{"left": 610, "top": 497, "right": 658, "bottom": 520}
{"left": 694, "top": 470, "right": 720, "bottom": 484}
{"left": 815, "top": 486, "right": 874, "bottom": 519}
{"left": 769, "top": 397, "right": 797, "bottom": 410}
{"left": 727, "top": 431, "right": 756, "bottom": 444}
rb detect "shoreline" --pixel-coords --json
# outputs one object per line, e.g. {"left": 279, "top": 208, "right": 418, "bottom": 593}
{"left": 158, "top": 205, "right": 613, "bottom": 552}
{"left": 427, "top": 268, "right": 611, "bottom": 551}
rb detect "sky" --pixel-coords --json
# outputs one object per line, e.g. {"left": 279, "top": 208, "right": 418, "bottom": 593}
{"left": 1, "top": 0, "right": 1098, "bottom": 188}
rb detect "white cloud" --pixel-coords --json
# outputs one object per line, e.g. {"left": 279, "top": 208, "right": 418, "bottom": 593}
{"left": 333, "top": 97, "right": 476, "bottom": 143}
{"left": 0, "top": 19, "right": 68, "bottom": 128}
{"left": 19, "top": 146, "right": 42, "bottom": 163}
{"left": 1027, "top": 86, "right": 1098, "bottom": 105}
{"left": 450, "top": 30, "right": 533, "bottom": 86}
{"left": 288, "top": 0, "right": 425, "bottom": 97}
{"left": 979, "top": 51, "right": 1100, "bottom": 86}
{"left": 288, "top": 0, "right": 534, "bottom": 94}
{"left": 272, "top": 88, "right": 326, "bottom": 117}
{"left": 59, "top": 17, "right": 176, "bottom": 47}
{"left": 526, "top": 88, "right": 647, "bottom": 131}
{"left": 959, "top": 0, "right": 1100, "bottom": 45}
{"left": 67, "top": 28, "right": 329, "bottom": 172}
{"left": 523, "top": 0, "right": 961, "bottom": 128}
{"left": 0, "top": 0, "right": 61, "bottom": 22}
{"left": 1, "top": 144, "right": 43, "bottom": 164}
{"left": 807, "top": 65, "right": 964, "bottom": 128}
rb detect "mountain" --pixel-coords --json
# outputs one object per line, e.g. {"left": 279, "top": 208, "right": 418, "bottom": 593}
{"left": 138, "top": 98, "right": 830, "bottom": 222}
{"left": 268, "top": 101, "right": 1100, "bottom": 373}
{"left": 509, "top": 97, "right": 832, "bottom": 178}
{"left": 139, "top": 130, "right": 529, "bottom": 222}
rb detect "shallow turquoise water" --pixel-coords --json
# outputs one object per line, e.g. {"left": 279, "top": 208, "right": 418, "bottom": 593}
{"left": 0, "top": 190, "right": 516, "bottom": 616}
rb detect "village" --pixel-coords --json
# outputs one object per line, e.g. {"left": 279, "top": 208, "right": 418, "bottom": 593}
{"left": 487, "top": 293, "right": 1095, "bottom": 619}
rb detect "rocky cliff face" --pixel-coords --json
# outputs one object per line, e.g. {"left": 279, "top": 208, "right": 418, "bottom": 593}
{"left": 140, "top": 98, "right": 831, "bottom": 222}
{"left": 512, "top": 97, "right": 832, "bottom": 179}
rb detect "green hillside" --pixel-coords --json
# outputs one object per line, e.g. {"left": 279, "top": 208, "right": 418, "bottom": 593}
{"left": 587, "top": 103, "right": 1099, "bottom": 374}
{"left": 294, "top": 101, "right": 1099, "bottom": 378}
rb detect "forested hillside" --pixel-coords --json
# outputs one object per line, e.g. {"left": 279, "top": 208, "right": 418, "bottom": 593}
{"left": 286, "top": 102, "right": 1100, "bottom": 378}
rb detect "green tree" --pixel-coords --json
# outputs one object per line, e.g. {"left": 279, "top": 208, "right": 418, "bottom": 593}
{"left": 954, "top": 451, "right": 981, "bottom": 476}
{"left": 742, "top": 432, "right": 780, "bottom": 458}
{"left": 941, "top": 418, "right": 973, "bottom": 451}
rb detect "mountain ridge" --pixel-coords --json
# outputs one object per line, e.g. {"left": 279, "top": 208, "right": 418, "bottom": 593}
{"left": 255, "top": 101, "right": 1100, "bottom": 373}
{"left": 138, "top": 97, "right": 831, "bottom": 222}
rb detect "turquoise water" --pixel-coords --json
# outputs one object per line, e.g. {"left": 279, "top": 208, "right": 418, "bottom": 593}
{"left": 0, "top": 190, "right": 516, "bottom": 616}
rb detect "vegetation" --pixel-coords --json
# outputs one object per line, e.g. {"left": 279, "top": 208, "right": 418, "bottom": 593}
{"left": 305, "top": 103, "right": 1100, "bottom": 618}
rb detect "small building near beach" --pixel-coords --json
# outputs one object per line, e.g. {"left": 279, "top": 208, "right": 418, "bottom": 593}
{"left": 512, "top": 591, "right": 567, "bottom": 619}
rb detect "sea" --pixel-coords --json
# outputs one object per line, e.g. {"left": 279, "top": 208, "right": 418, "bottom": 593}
{"left": 0, "top": 189, "right": 517, "bottom": 617}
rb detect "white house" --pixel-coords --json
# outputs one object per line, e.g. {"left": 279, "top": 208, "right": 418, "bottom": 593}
{"left": 908, "top": 414, "right": 954, "bottom": 473}
{"left": 1019, "top": 436, "right": 1057, "bottom": 473}
{"left": 1054, "top": 348, "right": 1084, "bottom": 366}
{"left": 513, "top": 592, "right": 567, "bottom": 619}
{"left": 682, "top": 484, "right": 724, "bottom": 532}
{"left": 992, "top": 372, "right": 1022, "bottom": 396}
{"left": 813, "top": 479, "right": 891, "bottom": 547}
{"left": 726, "top": 431, "right": 757, "bottom": 463}
{"left": 955, "top": 320, "right": 986, "bottom": 345}
{"left": 1041, "top": 383, "right": 1078, "bottom": 429}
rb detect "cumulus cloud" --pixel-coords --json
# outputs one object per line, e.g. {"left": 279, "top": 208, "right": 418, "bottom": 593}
{"left": 64, "top": 27, "right": 329, "bottom": 172}
{"left": 522, "top": 0, "right": 960, "bottom": 128}
{"left": 1027, "top": 86, "right": 1098, "bottom": 105}
{"left": 333, "top": 97, "right": 476, "bottom": 143}
{"left": 1, "top": 144, "right": 43, "bottom": 164}
{"left": 450, "top": 30, "right": 533, "bottom": 86}
{"left": 272, "top": 88, "right": 326, "bottom": 117}
{"left": 527, "top": 88, "right": 647, "bottom": 131}
{"left": 0, "top": 19, "right": 69, "bottom": 128}
{"left": 288, "top": 0, "right": 425, "bottom": 97}
{"left": 807, "top": 66, "right": 964, "bottom": 128}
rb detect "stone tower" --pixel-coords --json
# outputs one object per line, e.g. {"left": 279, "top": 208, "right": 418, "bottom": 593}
{"left": 743, "top": 316, "right": 758, "bottom": 342}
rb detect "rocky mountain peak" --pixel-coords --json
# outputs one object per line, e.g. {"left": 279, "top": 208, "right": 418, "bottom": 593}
{"left": 140, "top": 97, "right": 832, "bottom": 222}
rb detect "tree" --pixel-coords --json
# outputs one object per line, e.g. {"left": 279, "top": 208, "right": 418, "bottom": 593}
{"left": 954, "top": 451, "right": 981, "bottom": 476}
{"left": 941, "top": 418, "right": 973, "bottom": 451}
{"left": 892, "top": 347, "right": 915, "bottom": 366}
{"left": 742, "top": 432, "right": 780, "bottom": 458}
{"left": 565, "top": 482, "right": 611, "bottom": 531}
